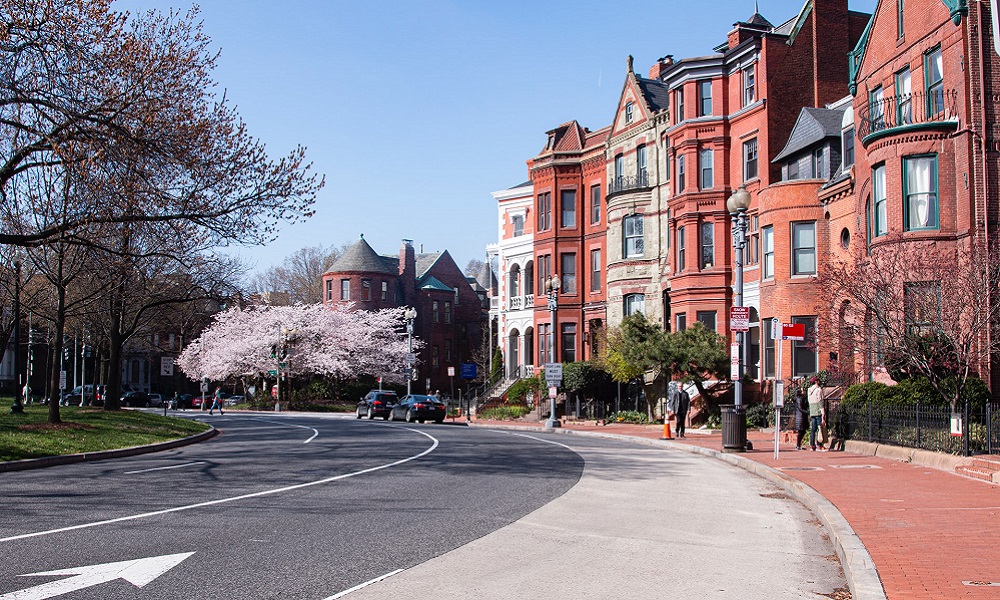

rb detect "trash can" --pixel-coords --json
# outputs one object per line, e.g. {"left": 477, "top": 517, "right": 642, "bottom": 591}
{"left": 721, "top": 404, "right": 747, "bottom": 453}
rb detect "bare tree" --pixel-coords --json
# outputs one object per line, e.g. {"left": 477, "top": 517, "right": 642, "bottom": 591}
{"left": 247, "top": 244, "right": 348, "bottom": 304}
{"left": 465, "top": 258, "right": 485, "bottom": 277}
{"left": 820, "top": 234, "right": 1000, "bottom": 409}
{"left": 0, "top": 1, "right": 322, "bottom": 248}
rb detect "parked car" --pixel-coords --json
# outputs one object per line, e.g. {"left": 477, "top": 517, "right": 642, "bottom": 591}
{"left": 225, "top": 395, "right": 244, "bottom": 406}
{"left": 61, "top": 385, "right": 95, "bottom": 406}
{"left": 356, "top": 390, "right": 398, "bottom": 420}
{"left": 387, "top": 394, "right": 446, "bottom": 424}
{"left": 148, "top": 393, "right": 164, "bottom": 407}
{"left": 120, "top": 391, "right": 151, "bottom": 407}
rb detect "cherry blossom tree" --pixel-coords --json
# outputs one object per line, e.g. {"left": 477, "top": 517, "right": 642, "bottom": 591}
{"left": 176, "top": 304, "right": 418, "bottom": 386}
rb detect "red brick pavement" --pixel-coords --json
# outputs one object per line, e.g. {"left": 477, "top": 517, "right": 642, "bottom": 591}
{"left": 472, "top": 418, "right": 1000, "bottom": 600}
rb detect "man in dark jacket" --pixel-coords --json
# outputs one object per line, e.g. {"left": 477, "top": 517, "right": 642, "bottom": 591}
{"left": 794, "top": 388, "right": 809, "bottom": 450}
{"left": 668, "top": 384, "right": 691, "bottom": 438}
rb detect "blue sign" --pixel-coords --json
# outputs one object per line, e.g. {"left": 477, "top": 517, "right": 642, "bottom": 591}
{"left": 461, "top": 363, "right": 477, "bottom": 380}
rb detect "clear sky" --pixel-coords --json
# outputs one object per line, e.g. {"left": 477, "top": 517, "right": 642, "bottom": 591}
{"left": 112, "top": 0, "right": 878, "bottom": 275}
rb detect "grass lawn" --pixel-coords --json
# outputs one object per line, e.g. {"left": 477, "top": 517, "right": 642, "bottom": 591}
{"left": 0, "top": 402, "right": 211, "bottom": 462}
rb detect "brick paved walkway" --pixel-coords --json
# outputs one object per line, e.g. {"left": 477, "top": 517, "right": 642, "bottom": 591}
{"left": 471, "top": 418, "right": 1000, "bottom": 600}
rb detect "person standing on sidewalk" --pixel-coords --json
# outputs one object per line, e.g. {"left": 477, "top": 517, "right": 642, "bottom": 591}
{"left": 209, "top": 386, "right": 225, "bottom": 415}
{"left": 794, "top": 387, "right": 809, "bottom": 450}
{"left": 668, "top": 385, "right": 691, "bottom": 438}
{"left": 808, "top": 379, "right": 824, "bottom": 451}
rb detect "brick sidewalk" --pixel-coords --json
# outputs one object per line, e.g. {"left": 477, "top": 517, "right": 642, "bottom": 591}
{"left": 472, "top": 418, "right": 1000, "bottom": 600}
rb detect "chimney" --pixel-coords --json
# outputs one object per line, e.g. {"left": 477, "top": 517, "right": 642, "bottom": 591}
{"left": 648, "top": 55, "right": 674, "bottom": 79}
{"left": 400, "top": 239, "right": 416, "bottom": 306}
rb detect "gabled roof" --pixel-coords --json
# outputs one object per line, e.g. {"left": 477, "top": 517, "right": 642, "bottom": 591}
{"left": 635, "top": 76, "right": 671, "bottom": 113}
{"left": 329, "top": 235, "right": 397, "bottom": 275}
{"left": 415, "top": 252, "right": 443, "bottom": 278}
{"left": 772, "top": 107, "right": 847, "bottom": 163}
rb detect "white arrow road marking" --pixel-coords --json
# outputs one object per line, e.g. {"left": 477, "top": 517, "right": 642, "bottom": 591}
{"left": 0, "top": 552, "right": 194, "bottom": 599}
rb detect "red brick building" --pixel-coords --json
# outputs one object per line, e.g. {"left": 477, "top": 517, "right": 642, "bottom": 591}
{"left": 840, "top": 0, "right": 1000, "bottom": 387}
{"left": 527, "top": 122, "right": 610, "bottom": 365}
{"left": 322, "top": 236, "right": 483, "bottom": 393}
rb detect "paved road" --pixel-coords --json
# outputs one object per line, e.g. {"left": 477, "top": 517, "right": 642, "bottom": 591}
{"left": 0, "top": 415, "right": 845, "bottom": 599}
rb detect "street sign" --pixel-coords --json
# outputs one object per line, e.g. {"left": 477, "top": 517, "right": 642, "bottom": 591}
{"left": 461, "top": 362, "right": 477, "bottom": 380}
{"left": 781, "top": 322, "right": 806, "bottom": 341}
{"left": 771, "top": 317, "right": 780, "bottom": 339}
{"left": 544, "top": 362, "right": 563, "bottom": 386}
{"left": 59, "top": 370, "right": 67, "bottom": 390}
{"left": 200, "top": 381, "right": 209, "bottom": 393}
{"left": 405, "top": 352, "right": 417, "bottom": 365}
{"left": 548, "top": 386, "right": 557, "bottom": 399}
{"left": 774, "top": 380, "right": 784, "bottom": 407}
{"left": 160, "top": 356, "right": 174, "bottom": 377}
{"left": 448, "top": 366, "right": 455, "bottom": 377}
{"left": 268, "top": 369, "right": 278, "bottom": 376}
{"left": 729, "top": 343, "right": 739, "bottom": 379}
{"left": 730, "top": 306, "right": 750, "bottom": 332}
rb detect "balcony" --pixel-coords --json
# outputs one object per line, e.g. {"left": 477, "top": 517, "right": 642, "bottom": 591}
{"left": 506, "top": 294, "right": 534, "bottom": 311}
{"left": 858, "top": 89, "right": 959, "bottom": 146}
{"left": 607, "top": 171, "right": 651, "bottom": 199}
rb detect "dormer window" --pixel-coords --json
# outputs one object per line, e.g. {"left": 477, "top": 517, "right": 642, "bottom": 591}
{"left": 625, "top": 101, "right": 634, "bottom": 124}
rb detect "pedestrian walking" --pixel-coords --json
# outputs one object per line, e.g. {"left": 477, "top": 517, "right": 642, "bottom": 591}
{"left": 209, "top": 386, "right": 224, "bottom": 415}
{"left": 171, "top": 391, "right": 181, "bottom": 410}
{"left": 808, "top": 378, "right": 825, "bottom": 451}
{"left": 668, "top": 384, "right": 691, "bottom": 438}
{"left": 794, "top": 387, "right": 809, "bottom": 450}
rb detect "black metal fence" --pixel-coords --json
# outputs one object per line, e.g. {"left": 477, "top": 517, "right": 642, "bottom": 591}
{"left": 831, "top": 400, "right": 1000, "bottom": 456}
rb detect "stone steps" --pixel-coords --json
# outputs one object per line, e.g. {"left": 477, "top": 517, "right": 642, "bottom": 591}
{"left": 956, "top": 456, "right": 1000, "bottom": 483}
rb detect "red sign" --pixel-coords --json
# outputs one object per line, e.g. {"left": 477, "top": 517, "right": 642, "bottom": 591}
{"left": 729, "top": 306, "right": 750, "bottom": 332}
{"left": 781, "top": 323, "right": 806, "bottom": 341}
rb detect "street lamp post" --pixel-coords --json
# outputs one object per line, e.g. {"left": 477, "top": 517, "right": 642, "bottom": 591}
{"left": 10, "top": 256, "right": 23, "bottom": 414}
{"left": 404, "top": 307, "right": 417, "bottom": 397}
{"left": 726, "top": 184, "right": 752, "bottom": 452}
{"left": 728, "top": 184, "right": 752, "bottom": 406}
{"left": 544, "top": 274, "right": 560, "bottom": 428}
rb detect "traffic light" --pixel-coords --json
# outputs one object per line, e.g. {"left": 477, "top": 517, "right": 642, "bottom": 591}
{"left": 62, "top": 348, "right": 70, "bottom": 363}
{"left": 270, "top": 344, "right": 277, "bottom": 359}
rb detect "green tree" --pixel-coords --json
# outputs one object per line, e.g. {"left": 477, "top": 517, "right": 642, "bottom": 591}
{"left": 662, "top": 322, "right": 728, "bottom": 402}
{"left": 600, "top": 313, "right": 667, "bottom": 418}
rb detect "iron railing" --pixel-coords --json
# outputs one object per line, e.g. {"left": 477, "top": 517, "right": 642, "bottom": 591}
{"left": 832, "top": 400, "right": 1000, "bottom": 456}
{"left": 857, "top": 89, "right": 959, "bottom": 140}
{"left": 607, "top": 171, "right": 650, "bottom": 196}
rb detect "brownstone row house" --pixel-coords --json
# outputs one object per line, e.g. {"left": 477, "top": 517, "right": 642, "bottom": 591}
{"left": 490, "top": 0, "right": 1000, "bottom": 395}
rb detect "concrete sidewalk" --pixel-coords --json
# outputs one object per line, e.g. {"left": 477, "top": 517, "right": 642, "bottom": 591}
{"left": 470, "top": 419, "right": 1000, "bottom": 600}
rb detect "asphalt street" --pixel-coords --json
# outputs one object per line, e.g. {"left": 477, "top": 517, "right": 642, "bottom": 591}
{"left": 0, "top": 414, "right": 846, "bottom": 599}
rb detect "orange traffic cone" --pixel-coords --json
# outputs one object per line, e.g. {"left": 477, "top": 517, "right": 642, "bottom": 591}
{"left": 661, "top": 420, "right": 673, "bottom": 440}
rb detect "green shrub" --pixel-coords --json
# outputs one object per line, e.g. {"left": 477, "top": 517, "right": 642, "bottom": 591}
{"left": 479, "top": 405, "right": 531, "bottom": 420}
{"left": 841, "top": 381, "right": 889, "bottom": 408}
{"left": 744, "top": 402, "right": 771, "bottom": 428}
{"left": 608, "top": 410, "right": 649, "bottom": 424}
{"left": 506, "top": 377, "right": 542, "bottom": 404}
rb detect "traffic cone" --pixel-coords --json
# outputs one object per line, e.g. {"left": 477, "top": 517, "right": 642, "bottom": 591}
{"left": 661, "top": 420, "right": 673, "bottom": 440}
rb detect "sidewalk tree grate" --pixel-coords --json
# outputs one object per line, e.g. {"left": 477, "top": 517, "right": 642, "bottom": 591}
{"left": 777, "top": 466, "right": 824, "bottom": 471}
{"left": 829, "top": 464, "right": 881, "bottom": 469}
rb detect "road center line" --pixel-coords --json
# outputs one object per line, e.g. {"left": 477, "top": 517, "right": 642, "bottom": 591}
{"left": 0, "top": 428, "right": 438, "bottom": 544}
{"left": 246, "top": 418, "right": 320, "bottom": 443}
{"left": 321, "top": 569, "right": 405, "bottom": 599}
{"left": 123, "top": 462, "right": 206, "bottom": 475}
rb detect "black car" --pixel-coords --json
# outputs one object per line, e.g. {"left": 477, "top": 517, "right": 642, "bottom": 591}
{"left": 357, "top": 390, "right": 398, "bottom": 420}
{"left": 120, "top": 391, "right": 151, "bottom": 407}
{"left": 387, "top": 394, "right": 446, "bottom": 424}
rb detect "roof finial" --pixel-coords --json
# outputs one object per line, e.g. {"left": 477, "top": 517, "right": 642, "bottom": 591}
{"left": 754, "top": 0, "right": 759, "bottom": 13}
{"left": 360, "top": 233, "right": 364, "bottom": 239}
{"left": 627, "top": 54, "right": 634, "bottom": 74}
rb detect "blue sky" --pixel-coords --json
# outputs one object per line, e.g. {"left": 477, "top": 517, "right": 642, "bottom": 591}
{"left": 113, "top": 0, "right": 878, "bottom": 275}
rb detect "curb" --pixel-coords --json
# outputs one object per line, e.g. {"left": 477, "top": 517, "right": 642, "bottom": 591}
{"left": 0, "top": 426, "right": 219, "bottom": 473}
{"left": 470, "top": 422, "right": 888, "bottom": 600}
